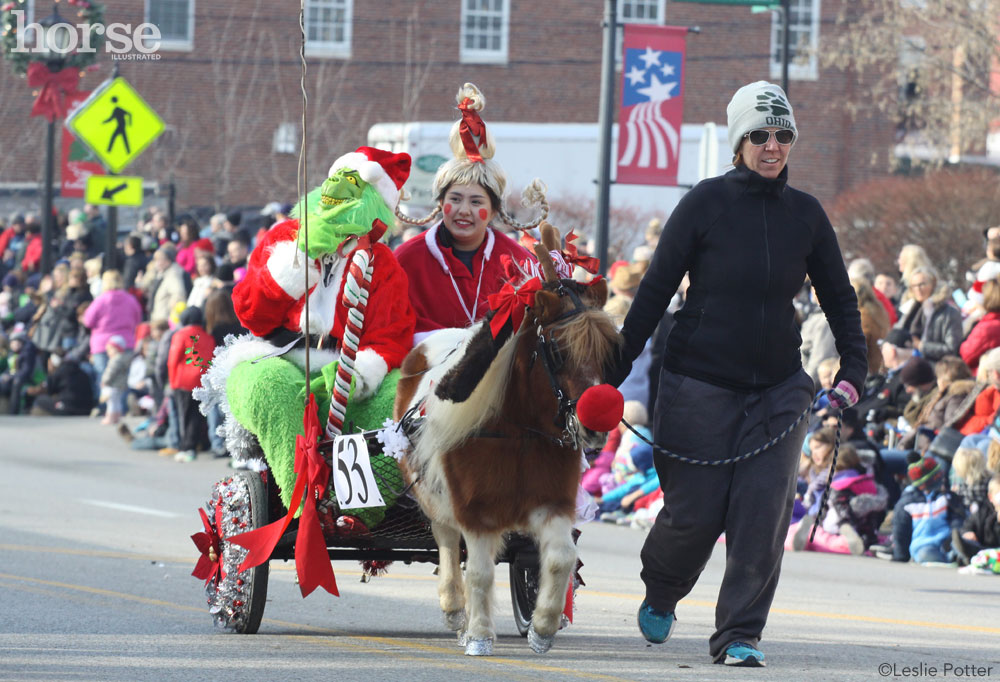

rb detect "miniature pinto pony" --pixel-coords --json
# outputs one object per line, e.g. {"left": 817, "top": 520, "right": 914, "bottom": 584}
{"left": 394, "top": 223, "right": 624, "bottom": 655}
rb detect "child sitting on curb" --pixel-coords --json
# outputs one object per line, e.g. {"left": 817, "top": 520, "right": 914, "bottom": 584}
{"left": 788, "top": 444, "right": 887, "bottom": 555}
{"left": 880, "top": 456, "right": 966, "bottom": 564}
{"left": 954, "top": 475, "right": 1000, "bottom": 568}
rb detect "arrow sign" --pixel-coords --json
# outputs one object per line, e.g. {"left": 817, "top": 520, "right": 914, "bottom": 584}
{"left": 86, "top": 176, "right": 144, "bottom": 206}
{"left": 101, "top": 182, "right": 128, "bottom": 200}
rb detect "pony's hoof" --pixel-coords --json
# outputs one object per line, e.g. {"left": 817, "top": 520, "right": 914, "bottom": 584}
{"left": 527, "top": 623, "right": 554, "bottom": 654}
{"left": 464, "top": 637, "right": 494, "bottom": 656}
{"left": 444, "top": 609, "right": 466, "bottom": 631}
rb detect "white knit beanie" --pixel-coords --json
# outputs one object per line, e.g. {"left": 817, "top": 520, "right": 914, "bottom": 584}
{"left": 726, "top": 81, "right": 797, "bottom": 154}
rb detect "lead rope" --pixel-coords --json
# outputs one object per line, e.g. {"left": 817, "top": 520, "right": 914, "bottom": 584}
{"left": 619, "top": 389, "right": 842, "bottom": 542}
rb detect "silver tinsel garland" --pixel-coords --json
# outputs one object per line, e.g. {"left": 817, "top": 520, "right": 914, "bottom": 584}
{"left": 203, "top": 475, "right": 254, "bottom": 630}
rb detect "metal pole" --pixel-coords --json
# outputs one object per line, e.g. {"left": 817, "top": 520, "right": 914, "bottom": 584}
{"left": 594, "top": 0, "right": 617, "bottom": 277}
{"left": 104, "top": 61, "right": 121, "bottom": 274}
{"left": 781, "top": 0, "right": 790, "bottom": 95}
{"left": 105, "top": 178, "right": 117, "bottom": 273}
{"left": 167, "top": 175, "right": 176, "bottom": 229}
{"left": 41, "top": 118, "right": 56, "bottom": 275}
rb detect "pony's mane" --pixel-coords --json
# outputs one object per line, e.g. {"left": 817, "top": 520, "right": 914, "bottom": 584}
{"left": 558, "top": 307, "right": 622, "bottom": 370}
{"left": 418, "top": 320, "right": 523, "bottom": 458}
{"left": 415, "top": 277, "right": 619, "bottom": 458}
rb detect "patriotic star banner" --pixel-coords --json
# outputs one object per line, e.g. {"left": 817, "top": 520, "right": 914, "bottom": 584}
{"left": 617, "top": 24, "right": 687, "bottom": 187}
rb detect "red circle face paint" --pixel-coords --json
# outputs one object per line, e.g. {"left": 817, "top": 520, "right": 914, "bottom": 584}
{"left": 478, "top": 208, "right": 488, "bottom": 220}
{"left": 443, "top": 203, "right": 452, "bottom": 215}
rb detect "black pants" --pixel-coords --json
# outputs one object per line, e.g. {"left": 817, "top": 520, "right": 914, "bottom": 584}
{"left": 31, "top": 395, "right": 90, "bottom": 416}
{"left": 640, "top": 368, "right": 813, "bottom": 660}
{"left": 174, "top": 390, "right": 206, "bottom": 452}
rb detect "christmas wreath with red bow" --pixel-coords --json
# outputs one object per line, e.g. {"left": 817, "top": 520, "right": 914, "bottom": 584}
{"left": 2, "top": 0, "right": 105, "bottom": 77}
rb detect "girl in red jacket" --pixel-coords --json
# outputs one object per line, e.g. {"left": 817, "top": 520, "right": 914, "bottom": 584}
{"left": 167, "top": 306, "right": 215, "bottom": 462}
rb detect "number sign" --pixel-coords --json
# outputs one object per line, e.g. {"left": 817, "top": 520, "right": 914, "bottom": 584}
{"left": 332, "top": 435, "right": 385, "bottom": 510}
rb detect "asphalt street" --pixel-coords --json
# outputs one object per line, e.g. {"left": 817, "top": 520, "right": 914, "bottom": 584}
{"left": 1, "top": 415, "right": 998, "bottom": 682}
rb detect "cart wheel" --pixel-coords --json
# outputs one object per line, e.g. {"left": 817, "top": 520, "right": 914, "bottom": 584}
{"left": 204, "top": 470, "right": 270, "bottom": 633}
{"left": 509, "top": 556, "right": 540, "bottom": 637}
{"left": 231, "top": 470, "right": 269, "bottom": 634}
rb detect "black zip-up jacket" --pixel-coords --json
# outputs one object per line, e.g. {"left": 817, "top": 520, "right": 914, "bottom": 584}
{"left": 618, "top": 165, "right": 867, "bottom": 394}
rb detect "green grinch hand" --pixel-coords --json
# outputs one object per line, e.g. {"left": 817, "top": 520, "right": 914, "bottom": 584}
{"left": 299, "top": 360, "right": 356, "bottom": 402}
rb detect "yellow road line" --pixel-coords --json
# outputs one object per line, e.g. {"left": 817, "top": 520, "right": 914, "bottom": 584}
{"left": 580, "top": 589, "right": 1000, "bottom": 636}
{"left": 0, "top": 572, "right": 630, "bottom": 682}
{"left": 6, "top": 543, "right": 998, "bottom": 637}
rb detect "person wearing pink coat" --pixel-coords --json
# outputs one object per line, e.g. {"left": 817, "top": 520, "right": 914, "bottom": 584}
{"left": 82, "top": 270, "right": 143, "bottom": 401}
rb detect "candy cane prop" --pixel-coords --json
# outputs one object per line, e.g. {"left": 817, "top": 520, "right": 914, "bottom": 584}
{"left": 325, "top": 248, "right": 374, "bottom": 438}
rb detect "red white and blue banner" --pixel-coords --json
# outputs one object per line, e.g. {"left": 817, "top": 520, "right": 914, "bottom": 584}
{"left": 616, "top": 24, "right": 687, "bottom": 187}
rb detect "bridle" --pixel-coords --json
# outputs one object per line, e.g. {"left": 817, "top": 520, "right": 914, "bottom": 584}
{"left": 525, "top": 279, "right": 591, "bottom": 449}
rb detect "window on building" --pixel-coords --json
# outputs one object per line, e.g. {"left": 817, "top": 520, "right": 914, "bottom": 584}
{"left": 305, "top": 0, "right": 352, "bottom": 57}
{"left": 460, "top": 0, "right": 508, "bottom": 64}
{"left": 273, "top": 123, "right": 298, "bottom": 155}
{"left": 145, "top": 0, "right": 194, "bottom": 50}
{"left": 770, "top": 0, "right": 820, "bottom": 81}
{"left": 895, "top": 35, "right": 926, "bottom": 141}
{"left": 616, "top": 0, "right": 665, "bottom": 66}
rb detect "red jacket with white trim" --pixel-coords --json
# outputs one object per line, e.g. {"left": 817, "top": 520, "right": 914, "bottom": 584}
{"left": 393, "top": 223, "right": 535, "bottom": 338}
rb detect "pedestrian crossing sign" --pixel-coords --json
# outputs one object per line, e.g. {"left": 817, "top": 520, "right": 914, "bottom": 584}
{"left": 66, "top": 77, "right": 165, "bottom": 174}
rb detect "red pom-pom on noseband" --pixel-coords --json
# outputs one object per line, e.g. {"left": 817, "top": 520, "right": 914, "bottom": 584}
{"left": 576, "top": 384, "right": 624, "bottom": 433}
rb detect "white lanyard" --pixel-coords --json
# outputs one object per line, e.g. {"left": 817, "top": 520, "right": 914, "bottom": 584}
{"left": 446, "top": 260, "right": 486, "bottom": 326}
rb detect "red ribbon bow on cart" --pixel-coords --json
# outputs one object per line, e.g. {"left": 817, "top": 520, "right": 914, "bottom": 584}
{"left": 27, "top": 62, "right": 79, "bottom": 122}
{"left": 228, "top": 394, "right": 339, "bottom": 597}
{"left": 487, "top": 276, "right": 542, "bottom": 338}
{"left": 190, "top": 505, "right": 225, "bottom": 586}
{"left": 457, "top": 97, "right": 486, "bottom": 163}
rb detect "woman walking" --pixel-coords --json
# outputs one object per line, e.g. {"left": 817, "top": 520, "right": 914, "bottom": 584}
{"left": 608, "top": 81, "right": 867, "bottom": 667}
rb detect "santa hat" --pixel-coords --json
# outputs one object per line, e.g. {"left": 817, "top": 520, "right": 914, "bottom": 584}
{"left": 970, "top": 260, "right": 1000, "bottom": 301}
{"left": 328, "top": 146, "right": 411, "bottom": 208}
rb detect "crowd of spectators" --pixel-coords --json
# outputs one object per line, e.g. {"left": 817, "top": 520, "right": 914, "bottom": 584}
{"left": 0, "top": 203, "right": 261, "bottom": 464}
{"left": 2, "top": 200, "right": 999, "bottom": 575}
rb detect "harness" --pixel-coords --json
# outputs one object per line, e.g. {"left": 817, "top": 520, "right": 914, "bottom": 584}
{"left": 522, "top": 280, "right": 590, "bottom": 449}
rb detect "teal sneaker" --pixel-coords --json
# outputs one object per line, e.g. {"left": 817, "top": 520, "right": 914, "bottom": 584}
{"left": 637, "top": 600, "right": 676, "bottom": 643}
{"left": 721, "top": 641, "right": 765, "bottom": 667}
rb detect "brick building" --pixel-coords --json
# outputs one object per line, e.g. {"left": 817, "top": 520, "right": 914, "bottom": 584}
{"left": 0, "top": 0, "right": 895, "bottom": 223}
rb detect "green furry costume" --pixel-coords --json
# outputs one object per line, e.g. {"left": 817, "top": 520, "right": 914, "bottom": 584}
{"left": 226, "top": 360, "right": 402, "bottom": 527}
{"left": 222, "top": 151, "right": 415, "bottom": 529}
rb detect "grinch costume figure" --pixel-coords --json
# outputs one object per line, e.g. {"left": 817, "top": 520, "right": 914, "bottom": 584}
{"left": 196, "top": 147, "right": 416, "bottom": 528}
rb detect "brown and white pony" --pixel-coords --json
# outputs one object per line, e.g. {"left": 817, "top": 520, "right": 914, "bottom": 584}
{"left": 394, "top": 226, "right": 622, "bottom": 656}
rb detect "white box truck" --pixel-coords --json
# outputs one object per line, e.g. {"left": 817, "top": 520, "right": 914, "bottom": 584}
{"left": 367, "top": 121, "right": 731, "bottom": 221}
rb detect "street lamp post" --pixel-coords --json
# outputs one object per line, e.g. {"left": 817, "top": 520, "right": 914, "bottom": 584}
{"left": 36, "top": 4, "right": 73, "bottom": 276}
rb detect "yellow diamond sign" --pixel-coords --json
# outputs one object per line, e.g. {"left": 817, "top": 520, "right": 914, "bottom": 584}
{"left": 66, "top": 77, "right": 164, "bottom": 174}
{"left": 85, "top": 176, "right": 144, "bottom": 206}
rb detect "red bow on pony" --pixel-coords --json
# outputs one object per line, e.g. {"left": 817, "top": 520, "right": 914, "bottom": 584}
{"left": 563, "top": 231, "right": 601, "bottom": 274}
{"left": 457, "top": 97, "right": 486, "bottom": 163}
{"left": 487, "top": 277, "right": 542, "bottom": 338}
{"left": 228, "top": 394, "right": 338, "bottom": 598}
{"left": 190, "top": 505, "right": 225, "bottom": 586}
{"left": 27, "top": 62, "right": 79, "bottom": 122}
